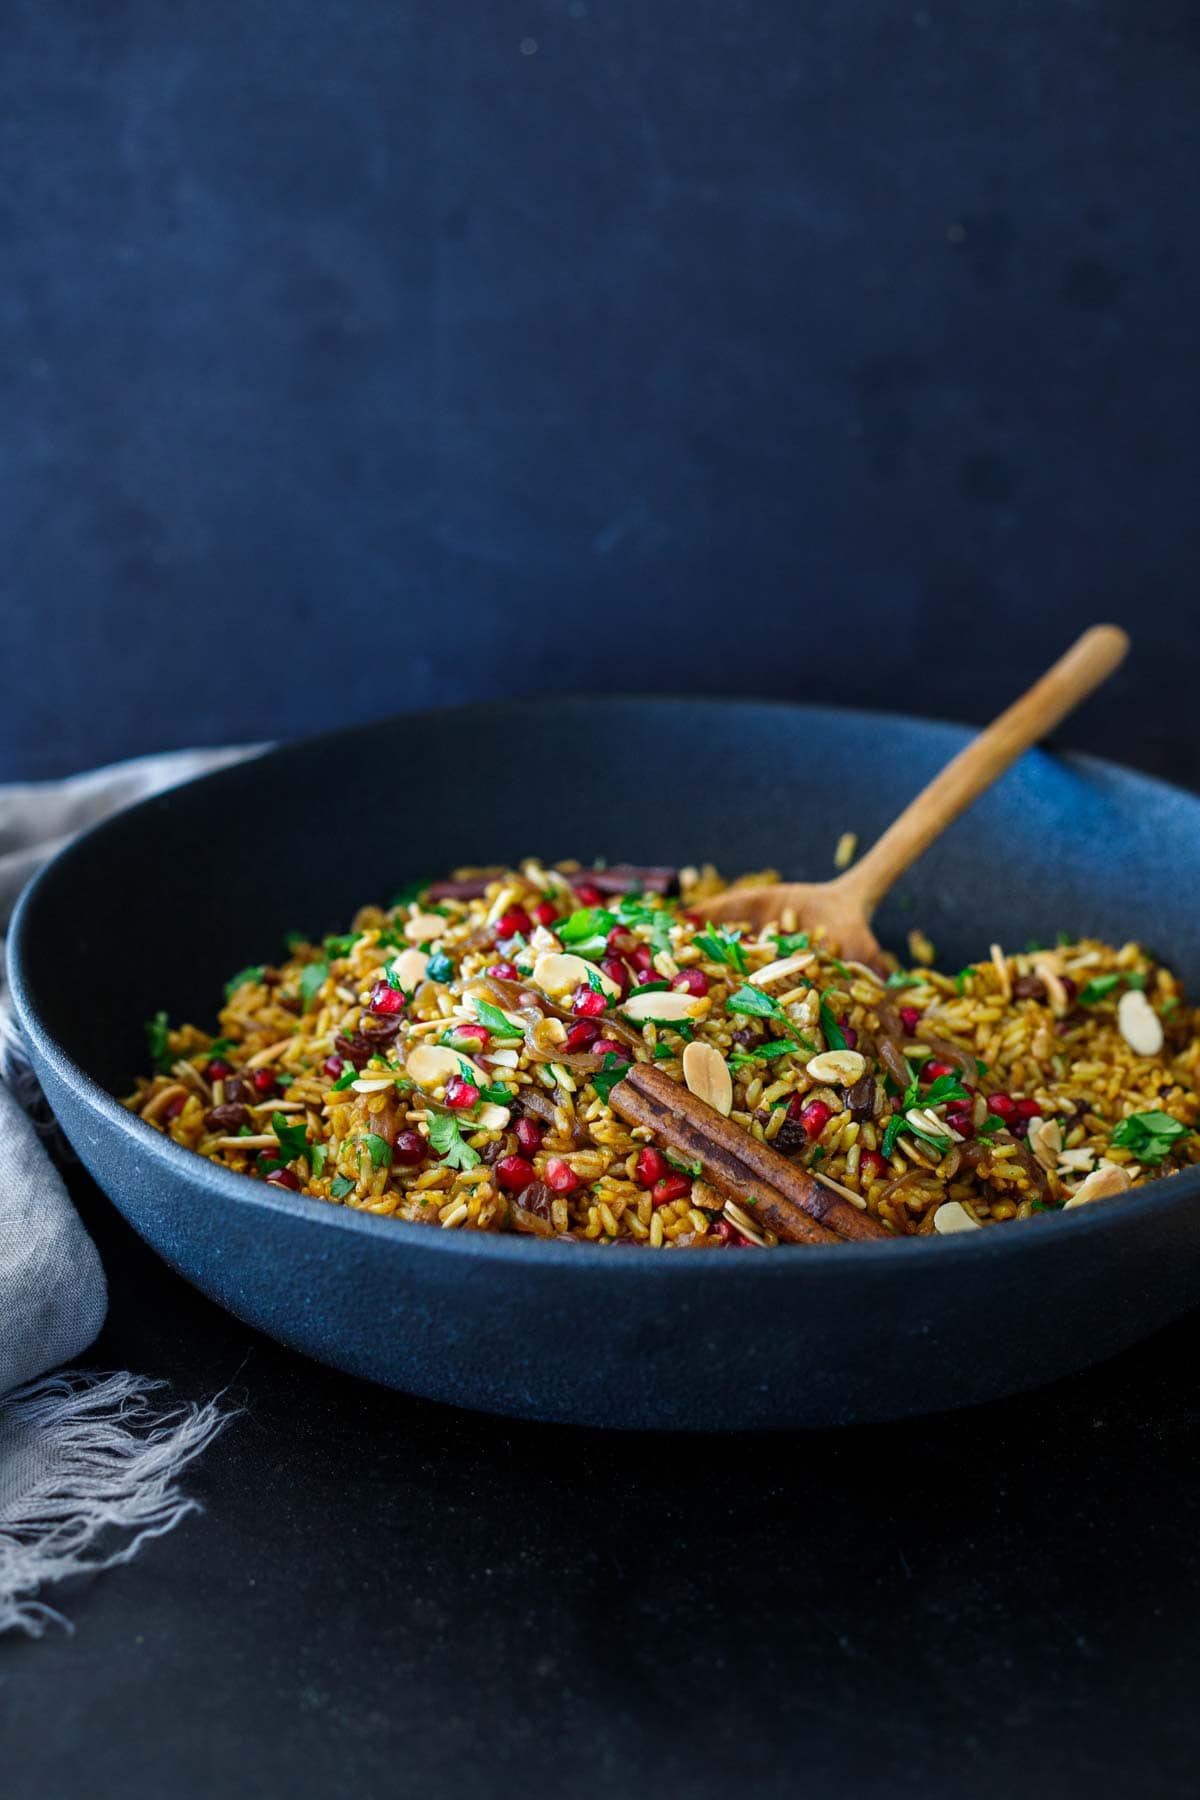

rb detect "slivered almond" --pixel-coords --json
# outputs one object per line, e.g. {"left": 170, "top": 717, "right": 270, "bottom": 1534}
{"left": 990, "top": 944, "right": 1012, "bottom": 1002}
{"left": 388, "top": 947, "right": 430, "bottom": 991}
{"left": 532, "top": 952, "right": 622, "bottom": 1000}
{"left": 749, "top": 952, "right": 815, "bottom": 988}
{"left": 933, "top": 1201, "right": 981, "bottom": 1234}
{"left": 906, "top": 1105, "right": 964, "bottom": 1143}
{"left": 805, "top": 1049, "right": 866, "bottom": 1086}
{"left": 475, "top": 1102, "right": 511, "bottom": 1131}
{"left": 621, "top": 989, "right": 709, "bottom": 1022}
{"left": 406, "top": 1044, "right": 486, "bottom": 1088}
{"left": 808, "top": 1167, "right": 868, "bottom": 1209}
{"left": 1063, "top": 1163, "right": 1132, "bottom": 1209}
{"left": 1117, "top": 988, "right": 1164, "bottom": 1057}
{"left": 1027, "top": 1116, "right": 1064, "bottom": 1170}
{"left": 682, "top": 1041, "right": 733, "bottom": 1116}
{"left": 404, "top": 911, "right": 448, "bottom": 944}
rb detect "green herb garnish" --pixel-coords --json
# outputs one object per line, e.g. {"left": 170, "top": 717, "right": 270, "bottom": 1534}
{"left": 772, "top": 931, "right": 810, "bottom": 956}
{"left": 977, "top": 1114, "right": 1005, "bottom": 1137}
{"left": 145, "top": 1011, "right": 173, "bottom": 1074}
{"left": 591, "top": 1053, "right": 632, "bottom": 1101}
{"left": 271, "top": 1112, "right": 312, "bottom": 1165}
{"left": 330, "top": 1066, "right": 359, "bottom": 1091}
{"left": 363, "top": 1131, "right": 393, "bottom": 1170}
{"left": 224, "top": 965, "right": 266, "bottom": 999}
{"left": 472, "top": 997, "right": 524, "bottom": 1040}
{"left": 693, "top": 927, "right": 749, "bottom": 976}
{"left": 310, "top": 1143, "right": 327, "bottom": 1181}
{"left": 666, "top": 1153, "right": 703, "bottom": 1177}
{"left": 1079, "top": 972, "right": 1121, "bottom": 1006}
{"left": 330, "top": 1175, "right": 356, "bottom": 1199}
{"left": 284, "top": 931, "right": 309, "bottom": 954}
{"left": 728, "top": 1038, "right": 796, "bottom": 1071}
{"left": 299, "top": 960, "right": 329, "bottom": 1012}
{"left": 1110, "top": 1112, "right": 1190, "bottom": 1165}
{"left": 427, "top": 1110, "right": 481, "bottom": 1171}
{"left": 205, "top": 1037, "right": 236, "bottom": 1058}
{"left": 323, "top": 933, "right": 359, "bottom": 959}
{"left": 818, "top": 1000, "right": 847, "bottom": 1052}
{"left": 425, "top": 947, "right": 455, "bottom": 984}
{"left": 885, "top": 970, "right": 923, "bottom": 990}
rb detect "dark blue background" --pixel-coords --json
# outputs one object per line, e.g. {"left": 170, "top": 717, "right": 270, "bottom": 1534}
{"left": 2, "top": 0, "right": 1198, "bottom": 782}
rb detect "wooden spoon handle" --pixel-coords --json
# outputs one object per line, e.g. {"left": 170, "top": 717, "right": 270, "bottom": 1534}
{"left": 835, "top": 625, "right": 1130, "bottom": 916}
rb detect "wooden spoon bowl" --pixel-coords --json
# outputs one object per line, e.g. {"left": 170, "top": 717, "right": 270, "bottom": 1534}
{"left": 698, "top": 625, "right": 1130, "bottom": 964}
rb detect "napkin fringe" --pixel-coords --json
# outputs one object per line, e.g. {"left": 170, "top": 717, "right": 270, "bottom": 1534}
{"left": 0, "top": 1371, "right": 233, "bottom": 1638}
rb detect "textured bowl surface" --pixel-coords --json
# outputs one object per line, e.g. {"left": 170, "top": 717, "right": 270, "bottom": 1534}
{"left": 10, "top": 698, "right": 1200, "bottom": 1429}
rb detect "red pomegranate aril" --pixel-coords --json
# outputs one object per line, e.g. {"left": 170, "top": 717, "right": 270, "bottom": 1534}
{"left": 634, "top": 1146, "right": 669, "bottom": 1188}
{"left": 923, "top": 1060, "right": 954, "bottom": 1082}
{"left": 444, "top": 1075, "right": 480, "bottom": 1110}
{"left": 206, "top": 1058, "right": 233, "bottom": 1081}
{"left": 393, "top": 1129, "right": 426, "bottom": 1166}
{"left": 632, "top": 968, "right": 660, "bottom": 987}
{"left": 652, "top": 1173, "right": 693, "bottom": 1207}
{"left": 252, "top": 1068, "right": 278, "bottom": 1095}
{"left": 607, "top": 927, "right": 639, "bottom": 956}
{"left": 496, "top": 906, "right": 532, "bottom": 940}
{"left": 592, "top": 1038, "right": 624, "bottom": 1060}
{"left": 859, "top": 1149, "right": 887, "bottom": 1182}
{"left": 600, "top": 956, "right": 631, "bottom": 997}
{"left": 1014, "top": 1096, "right": 1042, "bottom": 1120}
{"left": 486, "top": 961, "right": 520, "bottom": 982}
{"left": 713, "top": 1217, "right": 736, "bottom": 1243}
{"left": 495, "top": 1154, "right": 536, "bottom": 1192}
{"left": 323, "top": 1054, "right": 345, "bottom": 1080}
{"left": 1060, "top": 976, "right": 1078, "bottom": 1004}
{"left": 899, "top": 1007, "right": 922, "bottom": 1036}
{"left": 572, "top": 985, "right": 608, "bottom": 1017}
{"left": 798, "top": 1099, "right": 833, "bottom": 1140}
{"left": 453, "top": 1023, "right": 490, "bottom": 1050}
{"left": 630, "top": 945, "right": 655, "bottom": 973}
{"left": 574, "top": 883, "right": 603, "bottom": 907}
{"left": 986, "top": 1093, "right": 1017, "bottom": 1121}
{"left": 544, "top": 1156, "right": 579, "bottom": 1194}
{"left": 514, "top": 1116, "right": 543, "bottom": 1155}
{"left": 264, "top": 1167, "right": 301, "bottom": 1190}
{"left": 946, "top": 1107, "right": 975, "bottom": 1140}
{"left": 564, "top": 1019, "right": 601, "bottom": 1052}
{"left": 163, "top": 1092, "right": 188, "bottom": 1121}
{"left": 838, "top": 1021, "right": 858, "bottom": 1050}
{"left": 532, "top": 900, "right": 559, "bottom": 927}
{"left": 671, "top": 968, "right": 709, "bottom": 997}
{"left": 368, "top": 979, "right": 405, "bottom": 1016}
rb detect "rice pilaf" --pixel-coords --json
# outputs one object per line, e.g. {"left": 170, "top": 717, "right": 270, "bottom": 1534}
{"left": 126, "top": 862, "right": 1200, "bottom": 1246}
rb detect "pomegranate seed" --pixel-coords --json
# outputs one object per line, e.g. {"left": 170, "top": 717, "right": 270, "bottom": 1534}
{"left": 445, "top": 1075, "right": 479, "bottom": 1110}
{"left": 601, "top": 956, "right": 631, "bottom": 997}
{"left": 592, "top": 1038, "right": 624, "bottom": 1059}
{"left": 799, "top": 1099, "right": 832, "bottom": 1140}
{"left": 945, "top": 1107, "right": 975, "bottom": 1140}
{"left": 486, "top": 961, "right": 520, "bottom": 981}
{"left": 544, "top": 1156, "right": 579, "bottom": 1193}
{"left": 265, "top": 1167, "right": 301, "bottom": 1190}
{"left": 652, "top": 1172, "right": 693, "bottom": 1206}
{"left": 514, "top": 1116, "right": 542, "bottom": 1154}
{"left": 986, "top": 1093, "right": 1017, "bottom": 1121}
{"left": 532, "top": 900, "right": 559, "bottom": 927}
{"left": 838, "top": 1021, "right": 858, "bottom": 1050}
{"left": 565, "top": 1019, "right": 601, "bottom": 1052}
{"left": 713, "top": 1217, "right": 736, "bottom": 1243}
{"left": 635, "top": 1146, "right": 669, "bottom": 1188}
{"left": 1014, "top": 1096, "right": 1042, "bottom": 1120}
{"left": 393, "top": 1129, "right": 427, "bottom": 1166}
{"left": 452, "top": 1023, "right": 490, "bottom": 1050}
{"left": 496, "top": 906, "right": 532, "bottom": 940}
{"left": 163, "top": 1092, "right": 188, "bottom": 1121}
{"left": 630, "top": 945, "right": 655, "bottom": 974}
{"left": 859, "top": 1149, "right": 887, "bottom": 1181}
{"left": 633, "top": 968, "right": 661, "bottom": 987}
{"left": 1060, "top": 976, "right": 1078, "bottom": 1004}
{"left": 368, "top": 979, "right": 405, "bottom": 1016}
{"left": 323, "top": 1054, "right": 344, "bottom": 1079}
{"left": 206, "top": 1057, "right": 233, "bottom": 1081}
{"left": 495, "top": 1154, "right": 536, "bottom": 1192}
{"left": 671, "top": 968, "right": 709, "bottom": 997}
{"left": 899, "top": 1007, "right": 922, "bottom": 1035}
{"left": 572, "top": 985, "right": 608, "bottom": 1017}
{"left": 252, "top": 1068, "right": 278, "bottom": 1095}
{"left": 607, "top": 927, "right": 639, "bottom": 956}
{"left": 923, "top": 1060, "right": 954, "bottom": 1082}
{"left": 574, "top": 883, "right": 603, "bottom": 907}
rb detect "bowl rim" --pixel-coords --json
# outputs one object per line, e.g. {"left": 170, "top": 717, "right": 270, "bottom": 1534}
{"left": 9, "top": 692, "right": 1200, "bottom": 1278}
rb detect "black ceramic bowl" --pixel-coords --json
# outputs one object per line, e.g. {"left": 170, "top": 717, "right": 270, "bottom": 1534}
{"left": 10, "top": 699, "right": 1200, "bottom": 1429}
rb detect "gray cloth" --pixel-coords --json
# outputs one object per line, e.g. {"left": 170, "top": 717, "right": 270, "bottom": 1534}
{"left": 0, "top": 746, "right": 256, "bottom": 1634}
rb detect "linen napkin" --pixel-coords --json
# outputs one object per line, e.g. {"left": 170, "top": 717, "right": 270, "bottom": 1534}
{"left": 0, "top": 746, "right": 256, "bottom": 1636}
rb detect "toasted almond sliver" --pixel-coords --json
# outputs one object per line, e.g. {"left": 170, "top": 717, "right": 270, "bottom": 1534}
{"left": 933, "top": 1200, "right": 981, "bottom": 1234}
{"left": 532, "top": 952, "right": 621, "bottom": 1001}
{"left": 211, "top": 1133, "right": 279, "bottom": 1151}
{"left": 405, "top": 911, "right": 448, "bottom": 944}
{"left": 682, "top": 1041, "right": 733, "bottom": 1116}
{"left": 749, "top": 951, "right": 816, "bottom": 988}
{"left": 406, "top": 1044, "right": 486, "bottom": 1088}
{"left": 1063, "top": 1162, "right": 1133, "bottom": 1209}
{"left": 1027, "top": 1116, "right": 1064, "bottom": 1170}
{"left": 989, "top": 943, "right": 1012, "bottom": 1002}
{"left": 906, "top": 1106, "right": 964, "bottom": 1144}
{"left": 806, "top": 1049, "right": 866, "bottom": 1086}
{"left": 834, "top": 831, "right": 858, "bottom": 870}
{"left": 1117, "top": 987, "right": 1164, "bottom": 1057}
{"left": 621, "top": 989, "right": 709, "bottom": 1023}
{"left": 809, "top": 1167, "right": 868, "bottom": 1209}
{"left": 388, "top": 947, "right": 430, "bottom": 990}
{"left": 475, "top": 1103, "right": 511, "bottom": 1131}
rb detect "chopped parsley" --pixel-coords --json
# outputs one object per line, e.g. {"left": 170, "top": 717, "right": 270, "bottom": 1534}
{"left": 818, "top": 1000, "right": 847, "bottom": 1052}
{"left": 330, "top": 1066, "right": 359, "bottom": 1091}
{"left": 299, "top": 960, "right": 329, "bottom": 1012}
{"left": 363, "top": 1131, "right": 393, "bottom": 1170}
{"left": 728, "top": 1038, "right": 796, "bottom": 1071}
{"left": 425, "top": 947, "right": 455, "bottom": 984}
{"left": 555, "top": 907, "right": 616, "bottom": 958}
{"left": 726, "top": 984, "right": 815, "bottom": 1050}
{"left": 271, "top": 1112, "right": 312, "bottom": 1166}
{"left": 885, "top": 970, "right": 923, "bottom": 990}
{"left": 310, "top": 1143, "right": 327, "bottom": 1181}
{"left": 390, "top": 879, "right": 430, "bottom": 907}
{"left": 591, "top": 1053, "right": 631, "bottom": 1101}
{"left": 284, "top": 931, "right": 309, "bottom": 954}
{"left": 615, "top": 894, "right": 674, "bottom": 956}
{"left": 330, "top": 1175, "right": 356, "bottom": 1199}
{"left": 426, "top": 1110, "right": 481, "bottom": 1171}
{"left": 921, "top": 1072, "right": 971, "bottom": 1109}
{"left": 880, "top": 1115, "right": 905, "bottom": 1159}
{"left": 955, "top": 966, "right": 975, "bottom": 995}
{"left": 666, "top": 1153, "right": 703, "bottom": 1176}
{"left": 652, "top": 1044, "right": 675, "bottom": 1061}
{"left": 1110, "top": 1112, "right": 1190, "bottom": 1165}
{"left": 977, "top": 1114, "right": 1005, "bottom": 1137}
{"left": 1079, "top": 973, "right": 1121, "bottom": 1006}
{"left": 323, "top": 933, "right": 360, "bottom": 959}
{"left": 224, "top": 965, "right": 266, "bottom": 999}
{"left": 693, "top": 926, "right": 749, "bottom": 976}
{"left": 145, "top": 1011, "right": 173, "bottom": 1074}
{"left": 472, "top": 997, "right": 524, "bottom": 1040}
{"left": 205, "top": 1037, "right": 236, "bottom": 1058}
{"left": 772, "top": 931, "right": 810, "bottom": 956}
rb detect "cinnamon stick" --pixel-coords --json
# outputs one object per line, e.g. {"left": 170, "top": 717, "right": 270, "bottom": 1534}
{"left": 610, "top": 1063, "right": 889, "bottom": 1244}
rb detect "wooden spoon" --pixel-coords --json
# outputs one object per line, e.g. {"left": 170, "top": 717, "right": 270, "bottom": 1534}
{"left": 698, "top": 625, "right": 1130, "bottom": 964}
